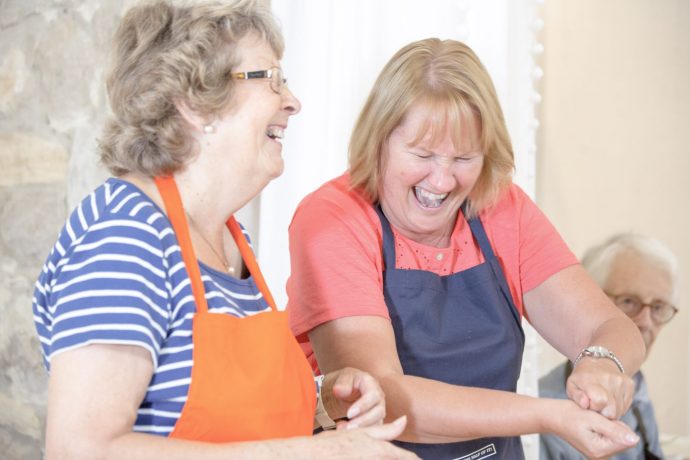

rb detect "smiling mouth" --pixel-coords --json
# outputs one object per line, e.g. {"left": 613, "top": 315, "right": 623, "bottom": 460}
{"left": 414, "top": 186, "right": 448, "bottom": 208}
{"left": 266, "top": 126, "right": 284, "bottom": 140}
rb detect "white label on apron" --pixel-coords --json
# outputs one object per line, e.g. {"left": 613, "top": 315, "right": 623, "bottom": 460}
{"left": 452, "top": 443, "right": 497, "bottom": 460}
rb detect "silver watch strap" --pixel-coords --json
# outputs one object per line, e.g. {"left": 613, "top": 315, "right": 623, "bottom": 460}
{"left": 573, "top": 345, "right": 625, "bottom": 374}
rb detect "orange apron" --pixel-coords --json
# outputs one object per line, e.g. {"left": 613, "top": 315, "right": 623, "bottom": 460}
{"left": 154, "top": 176, "right": 315, "bottom": 442}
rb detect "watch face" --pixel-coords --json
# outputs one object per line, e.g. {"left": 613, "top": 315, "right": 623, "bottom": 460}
{"left": 588, "top": 346, "right": 608, "bottom": 357}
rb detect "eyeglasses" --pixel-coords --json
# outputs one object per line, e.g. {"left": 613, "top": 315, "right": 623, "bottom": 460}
{"left": 231, "top": 67, "right": 286, "bottom": 94}
{"left": 606, "top": 293, "right": 678, "bottom": 324}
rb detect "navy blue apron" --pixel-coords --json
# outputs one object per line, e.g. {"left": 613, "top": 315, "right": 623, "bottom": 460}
{"left": 376, "top": 204, "right": 525, "bottom": 460}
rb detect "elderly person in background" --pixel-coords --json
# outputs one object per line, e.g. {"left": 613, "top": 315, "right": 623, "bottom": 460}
{"left": 287, "top": 37, "right": 646, "bottom": 459}
{"left": 32, "top": 1, "right": 417, "bottom": 458}
{"left": 540, "top": 233, "right": 678, "bottom": 459}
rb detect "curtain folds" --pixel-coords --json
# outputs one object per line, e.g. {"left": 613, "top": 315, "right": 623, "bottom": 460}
{"left": 257, "top": 2, "right": 543, "bottom": 457}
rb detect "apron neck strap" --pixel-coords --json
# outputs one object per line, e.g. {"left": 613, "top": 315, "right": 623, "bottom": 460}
{"left": 226, "top": 216, "right": 277, "bottom": 311}
{"left": 154, "top": 176, "right": 277, "bottom": 314}
{"left": 374, "top": 204, "right": 396, "bottom": 270}
{"left": 155, "top": 176, "right": 209, "bottom": 313}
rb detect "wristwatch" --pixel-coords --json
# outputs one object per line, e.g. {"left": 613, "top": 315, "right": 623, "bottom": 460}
{"left": 314, "top": 375, "right": 337, "bottom": 430}
{"left": 573, "top": 345, "right": 625, "bottom": 374}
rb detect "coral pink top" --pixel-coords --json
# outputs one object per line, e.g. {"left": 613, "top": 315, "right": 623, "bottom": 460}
{"left": 287, "top": 173, "right": 578, "bottom": 369}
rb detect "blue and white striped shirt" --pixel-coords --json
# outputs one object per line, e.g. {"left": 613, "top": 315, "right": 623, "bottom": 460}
{"left": 33, "top": 178, "right": 272, "bottom": 436}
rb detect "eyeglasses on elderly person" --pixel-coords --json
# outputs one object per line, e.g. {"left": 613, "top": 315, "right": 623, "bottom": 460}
{"left": 607, "top": 293, "right": 678, "bottom": 324}
{"left": 231, "top": 66, "right": 286, "bottom": 94}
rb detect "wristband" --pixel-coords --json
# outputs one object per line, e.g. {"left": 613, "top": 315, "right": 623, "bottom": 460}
{"left": 573, "top": 345, "right": 625, "bottom": 374}
{"left": 314, "top": 375, "right": 337, "bottom": 430}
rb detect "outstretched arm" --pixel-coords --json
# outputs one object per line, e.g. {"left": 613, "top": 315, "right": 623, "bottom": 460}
{"left": 526, "top": 264, "right": 646, "bottom": 419}
{"left": 309, "top": 312, "right": 639, "bottom": 458}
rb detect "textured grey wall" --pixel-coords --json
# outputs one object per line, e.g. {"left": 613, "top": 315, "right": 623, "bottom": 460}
{"left": 0, "top": 1, "right": 127, "bottom": 458}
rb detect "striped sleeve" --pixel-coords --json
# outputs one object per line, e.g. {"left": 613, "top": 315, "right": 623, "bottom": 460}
{"left": 44, "top": 212, "right": 171, "bottom": 368}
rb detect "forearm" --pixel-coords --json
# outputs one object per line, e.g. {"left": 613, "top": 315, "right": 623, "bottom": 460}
{"left": 526, "top": 265, "right": 645, "bottom": 376}
{"left": 46, "top": 346, "right": 331, "bottom": 460}
{"left": 308, "top": 315, "right": 637, "bottom": 455}
{"left": 374, "top": 373, "right": 639, "bottom": 457}
{"left": 379, "top": 374, "right": 555, "bottom": 443}
{"left": 311, "top": 317, "right": 559, "bottom": 443}
{"left": 49, "top": 431, "right": 334, "bottom": 460}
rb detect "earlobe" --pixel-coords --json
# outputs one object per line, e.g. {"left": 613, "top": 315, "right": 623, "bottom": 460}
{"left": 174, "top": 99, "right": 208, "bottom": 133}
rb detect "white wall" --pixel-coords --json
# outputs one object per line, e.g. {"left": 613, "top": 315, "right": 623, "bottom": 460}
{"left": 537, "top": 0, "right": 690, "bottom": 437}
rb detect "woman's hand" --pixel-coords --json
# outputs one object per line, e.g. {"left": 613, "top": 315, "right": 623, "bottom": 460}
{"left": 321, "top": 367, "right": 386, "bottom": 429}
{"left": 566, "top": 358, "right": 635, "bottom": 419}
{"left": 526, "top": 265, "right": 645, "bottom": 419}
{"left": 315, "top": 416, "right": 419, "bottom": 459}
{"left": 546, "top": 398, "right": 639, "bottom": 459}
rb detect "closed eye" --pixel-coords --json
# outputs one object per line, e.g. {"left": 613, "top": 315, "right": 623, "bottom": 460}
{"left": 409, "top": 151, "right": 432, "bottom": 159}
{"left": 455, "top": 155, "right": 479, "bottom": 162}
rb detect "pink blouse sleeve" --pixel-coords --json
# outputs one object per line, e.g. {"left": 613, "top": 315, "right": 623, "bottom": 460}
{"left": 287, "top": 183, "right": 390, "bottom": 346}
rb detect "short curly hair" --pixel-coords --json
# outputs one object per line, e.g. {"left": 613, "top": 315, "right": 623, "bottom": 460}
{"left": 99, "top": 0, "right": 283, "bottom": 176}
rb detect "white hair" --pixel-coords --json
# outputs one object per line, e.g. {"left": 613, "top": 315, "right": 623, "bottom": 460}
{"left": 581, "top": 233, "right": 679, "bottom": 302}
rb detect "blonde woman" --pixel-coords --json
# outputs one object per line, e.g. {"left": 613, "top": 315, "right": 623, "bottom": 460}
{"left": 287, "top": 38, "right": 645, "bottom": 459}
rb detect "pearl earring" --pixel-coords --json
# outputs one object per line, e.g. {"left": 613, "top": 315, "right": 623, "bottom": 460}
{"left": 203, "top": 124, "right": 215, "bottom": 134}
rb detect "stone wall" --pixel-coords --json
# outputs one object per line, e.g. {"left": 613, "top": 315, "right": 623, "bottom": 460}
{"left": 0, "top": 1, "right": 127, "bottom": 457}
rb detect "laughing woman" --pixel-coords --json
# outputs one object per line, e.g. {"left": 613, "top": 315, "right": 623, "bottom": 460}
{"left": 32, "top": 1, "right": 415, "bottom": 459}
{"left": 287, "top": 38, "right": 646, "bottom": 459}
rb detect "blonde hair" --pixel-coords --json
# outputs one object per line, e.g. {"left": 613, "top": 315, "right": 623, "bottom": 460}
{"left": 100, "top": 0, "right": 283, "bottom": 176}
{"left": 348, "top": 38, "right": 514, "bottom": 217}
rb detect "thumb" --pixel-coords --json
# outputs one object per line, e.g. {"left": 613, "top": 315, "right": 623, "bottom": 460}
{"left": 358, "top": 415, "right": 407, "bottom": 441}
{"left": 330, "top": 371, "right": 357, "bottom": 400}
{"left": 568, "top": 388, "right": 590, "bottom": 410}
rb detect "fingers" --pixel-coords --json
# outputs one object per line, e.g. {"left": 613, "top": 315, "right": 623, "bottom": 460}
{"left": 316, "top": 417, "right": 419, "bottom": 459}
{"left": 567, "top": 386, "right": 590, "bottom": 410}
{"left": 359, "top": 415, "right": 408, "bottom": 441}
{"left": 330, "top": 368, "right": 357, "bottom": 401}
{"left": 599, "top": 383, "right": 630, "bottom": 419}
{"left": 329, "top": 368, "right": 387, "bottom": 428}
{"left": 595, "top": 419, "right": 640, "bottom": 448}
{"left": 580, "top": 417, "right": 640, "bottom": 459}
{"left": 359, "top": 418, "right": 419, "bottom": 459}
{"left": 341, "top": 377, "right": 385, "bottom": 426}
{"left": 619, "top": 378, "right": 634, "bottom": 416}
{"left": 584, "top": 385, "right": 612, "bottom": 415}
{"left": 342, "top": 398, "right": 385, "bottom": 430}
{"left": 554, "top": 399, "right": 640, "bottom": 459}
{"left": 582, "top": 381, "right": 630, "bottom": 419}
{"left": 585, "top": 380, "right": 630, "bottom": 419}
{"left": 568, "top": 380, "right": 617, "bottom": 419}
{"left": 566, "top": 361, "right": 634, "bottom": 419}
{"left": 330, "top": 369, "right": 359, "bottom": 404}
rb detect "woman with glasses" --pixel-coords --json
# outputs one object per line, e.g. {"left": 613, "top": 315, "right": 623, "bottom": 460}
{"left": 540, "top": 233, "right": 678, "bottom": 459}
{"left": 31, "top": 1, "right": 417, "bottom": 458}
{"left": 287, "top": 38, "right": 647, "bottom": 459}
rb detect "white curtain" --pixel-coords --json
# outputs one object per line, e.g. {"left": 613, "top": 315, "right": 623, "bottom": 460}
{"left": 253, "top": 1, "right": 543, "bottom": 457}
